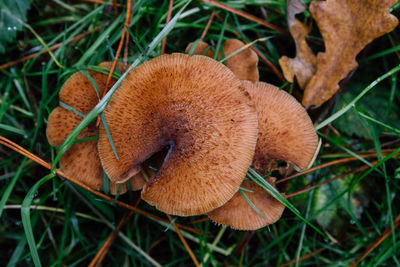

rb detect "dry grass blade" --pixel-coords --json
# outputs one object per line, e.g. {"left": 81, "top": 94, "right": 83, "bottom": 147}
{"left": 203, "top": 0, "right": 287, "bottom": 34}
{"left": 200, "top": 9, "right": 216, "bottom": 41}
{"left": 0, "top": 26, "right": 102, "bottom": 70}
{"left": 349, "top": 213, "right": 400, "bottom": 267}
{"left": 279, "top": 248, "right": 325, "bottom": 267}
{"left": 213, "top": 14, "right": 285, "bottom": 81}
{"left": 103, "top": 0, "right": 133, "bottom": 96}
{"left": 252, "top": 47, "right": 285, "bottom": 81}
{"left": 80, "top": 0, "right": 124, "bottom": 7}
{"left": 0, "top": 136, "right": 202, "bottom": 235}
{"left": 161, "top": 0, "right": 174, "bottom": 54}
{"left": 287, "top": 150, "right": 400, "bottom": 198}
{"left": 167, "top": 214, "right": 200, "bottom": 267}
{"left": 89, "top": 210, "right": 135, "bottom": 267}
{"left": 277, "top": 149, "right": 396, "bottom": 184}
{"left": 189, "top": 217, "right": 209, "bottom": 225}
{"left": 280, "top": 231, "right": 365, "bottom": 267}
{"left": 95, "top": 0, "right": 133, "bottom": 127}
{"left": 233, "top": 231, "right": 255, "bottom": 257}
{"left": 286, "top": 163, "right": 373, "bottom": 199}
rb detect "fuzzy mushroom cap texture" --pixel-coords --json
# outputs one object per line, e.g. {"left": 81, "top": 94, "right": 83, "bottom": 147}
{"left": 46, "top": 62, "right": 141, "bottom": 193}
{"left": 207, "top": 179, "right": 285, "bottom": 230}
{"left": 46, "top": 62, "right": 120, "bottom": 146}
{"left": 185, "top": 40, "right": 214, "bottom": 57}
{"left": 98, "top": 53, "right": 259, "bottom": 216}
{"left": 223, "top": 39, "right": 259, "bottom": 82}
{"left": 243, "top": 81, "right": 318, "bottom": 170}
{"left": 59, "top": 139, "right": 103, "bottom": 190}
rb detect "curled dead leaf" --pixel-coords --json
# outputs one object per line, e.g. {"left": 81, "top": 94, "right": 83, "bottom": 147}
{"left": 303, "top": 0, "right": 399, "bottom": 108}
{"left": 279, "top": 0, "right": 317, "bottom": 89}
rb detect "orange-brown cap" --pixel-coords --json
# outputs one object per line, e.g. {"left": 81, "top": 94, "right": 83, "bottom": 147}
{"left": 46, "top": 62, "right": 131, "bottom": 193}
{"left": 243, "top": 81, "right": 318, "bottom": 170}
{"left": 207, "top": 179, "right": 285, "bottom": 230}
{"left": 223, "top": 39, "right": 259, "bottom": 82}
{"left": 185, "top": 40, "right": 214, "bottom": 57}
{"left": 46, "top": 62, "right": 122, "bottom": 146}
{"left": 98, "top": 53, "right": 259, "bottom": 216}
{"left": 59, "top": 139, "right": 103, "bottom": 190}
{"left": 46, "top": 106, "right": 84, "bottom": 147}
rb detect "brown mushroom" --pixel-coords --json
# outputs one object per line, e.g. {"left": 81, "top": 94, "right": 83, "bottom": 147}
{"left": 98, "top": 53, "right": 259, "bottom": 216}
{"left": 222, "top": 39, "right": 259, "bottom": 82}
{"left": 207, "top": 81, "right": 318, "bottom": 230}
{"left": 185, "top": 40, "right": 214, "bottom": 57}
{"left": 243, "top": 81, "right": 318, "bottom": 170}
{"left": 46, "top": 62, "right": 145, "bottom": 194}
{"left": 208, "top": 179, "right": 285, "bottom": 230}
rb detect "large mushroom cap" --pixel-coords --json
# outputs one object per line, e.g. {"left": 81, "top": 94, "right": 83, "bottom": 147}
{"left": 98, "top": 53, "right": 259, "bottom": 216}
{"left": 207, "top": 179, "right": 285, "bottom": 230}
{"left": 46, "top": 62, "right": 139, "bottom": 193}
{"left": 223, "top": 39, "right": 259, "bottom": 82}
{"left": 243, "top": 81, "right": 318, "bottom": 170}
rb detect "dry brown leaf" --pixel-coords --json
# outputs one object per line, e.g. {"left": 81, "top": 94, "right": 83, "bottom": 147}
{"left": 302, "top": 0, "right": 398, "bottom": 108}
{"left": 279, "top": 0, "right": 317, "bottom": 89}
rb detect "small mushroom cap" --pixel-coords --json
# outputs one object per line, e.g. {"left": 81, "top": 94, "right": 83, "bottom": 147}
{"left": 243, "top": 81, "right": 318, "bottom": 170}
{"left": 59, "top": 62, "right": 122, "bottom": 114}
{"left": 46, "top": 106, "right": 83, "bottom": 147}
{"left": 61, "top": 140, "right": 130, "bottom": 194}
{"left": 46, "top": 62, "right": 130, "bottom": 193}
{"left": 223, "top": 39, "right": 259, "bottom": 82}
{"left": 46, "top": 62, "right": 122, "bottom": 146}
{"left": 60, "top": 139, "right": 103, "bottom": 190}
{"left": 185, "top": 40, "right": 214, "bottom": 57}
{"left": 98, "top": 53, "right": 259, "bottom": 216}
{"left": 207, "top": 179, "right": 285, "bottom": 230}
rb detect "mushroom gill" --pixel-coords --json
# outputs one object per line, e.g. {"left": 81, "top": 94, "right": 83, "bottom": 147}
{"left": 208, "top": 179, "right": 285, "bottom": 230}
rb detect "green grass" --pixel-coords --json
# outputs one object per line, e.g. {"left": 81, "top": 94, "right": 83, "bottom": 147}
{"left": 1, "top": 0, "right": 400, "bottom": 266}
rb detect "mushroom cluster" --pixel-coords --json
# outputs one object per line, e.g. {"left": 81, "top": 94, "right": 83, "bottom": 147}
{"left": 46, "top": 39, "right": 318, "bottom": 230}
{"left": 46, "top": 62, "right": 147, "bottom": 195}
{"left": 186, "top": 39, "right": 318, "bottom": 229}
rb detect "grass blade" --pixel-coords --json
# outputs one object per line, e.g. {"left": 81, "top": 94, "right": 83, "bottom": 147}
{"left": 247, "top": 168, "right": 326, "bottom": 238}
{"left": 21, "top": 174, "right": 54, "bottom": 267}
{"left": 315, "top": 63, "right": 400, "bottom": 130}
{"left": 239, "top": 189, "right": 265, "bottom": 219}
{"left": 59, "top": 102, "right": 86, "bottom": 118}
{"left": 0, "top": 158, "right": 27, "bottom": 216}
